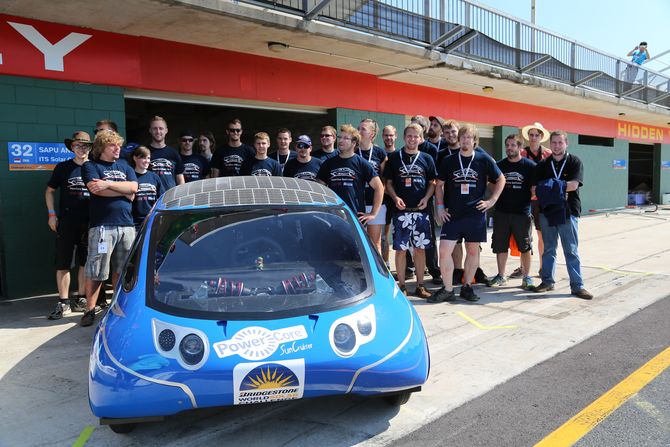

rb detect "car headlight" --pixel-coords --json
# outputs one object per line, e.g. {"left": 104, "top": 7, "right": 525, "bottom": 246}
{"left": 158, "top": 329, "right": 176, "bottom": 351}
{"left": 357, "top": 317, "right": 372, "bottom": 336}
{"left": 333, "top": 323, "right": 356, "bottom": 354}
{"left": 180, "top": 334, "right": 205, "bottom": 365}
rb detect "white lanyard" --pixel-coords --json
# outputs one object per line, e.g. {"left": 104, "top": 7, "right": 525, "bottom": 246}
{"left": 458, "top": 152, "right": 475, "bottom": 180}
{"left": 551, "top": 155, "right": 567, "bottom": 180}
{"left": 400, "top": 150, "right": 420, "bottom": 175}
{"left": 358, "top": 147, "right": 373, "bottom": 163}
{"left": 276, "top": 152, "right": 289, "bottom": 166}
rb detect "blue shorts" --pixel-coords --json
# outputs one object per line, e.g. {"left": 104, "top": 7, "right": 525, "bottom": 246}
{"left": 440, "top": 213, "right": 487, "bottom": 243}
{"left": 392, "top": 211, "right": 433, "bottom": 250}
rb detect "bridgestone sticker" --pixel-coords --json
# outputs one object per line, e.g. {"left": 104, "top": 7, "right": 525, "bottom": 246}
{"left": 233, "top": 359, "right": 305, "bottom": 405}
{"left": 213, "top": 325, "right": 308, "bottom": 360}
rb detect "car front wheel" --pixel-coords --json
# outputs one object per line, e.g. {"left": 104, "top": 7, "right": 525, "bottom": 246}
{"left": 109, "top": 423, "right": 137, "bottom": 434}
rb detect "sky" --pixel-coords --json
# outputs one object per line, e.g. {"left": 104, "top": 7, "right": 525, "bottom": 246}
{"left": 471, "top": 0, "right": 670, "bottom": 72}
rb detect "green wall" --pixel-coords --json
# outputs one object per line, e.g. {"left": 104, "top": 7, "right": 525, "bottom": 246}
{"left": 0, "top": 75, "right": 125, "bottom": 299}
{"left": 492, "top": 125, "right": 519, "bottom": 160}
{"left": 565, "top": 135, "right": 628, "bottom": 214}
{"left": 653, "top": 143, "right": 670, "bottom": 203}
{"left": 335, "top": 108, "right": 405, "bottom": 147}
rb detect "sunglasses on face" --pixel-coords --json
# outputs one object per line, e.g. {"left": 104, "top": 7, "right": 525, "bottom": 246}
{"left": 228, "top": 128, "right": 242, "bottom": 133}
{"left": 181, "top": 138, "right": 194, "bottom": 142}
{"left": 320, "top": 134, "right": 334, "bottom": 138}
{"left": 296, "top": 143, "right": 311, "bottom": 149}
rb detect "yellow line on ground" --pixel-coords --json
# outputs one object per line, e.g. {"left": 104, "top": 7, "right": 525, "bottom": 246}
{"left": 456, "top": 311, "right": 517, "bottom": 330}
{"left": 592, "top": 265, "right": 654, "bottom": 276}
{"left": 534, "top": 345, "right": 670, "bottom": 447}
{"left": 72, "top": 425, "right": 95, "bottom": 447}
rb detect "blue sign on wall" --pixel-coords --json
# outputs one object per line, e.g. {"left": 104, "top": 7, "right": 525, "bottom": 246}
{"left": 662, "top": 161, "right": 670, "bottom": 170}
{"left": 612, "top": 159, "right": 627, "bottom": 170}
{"left": 7, "top": 142, "right": 74, "bottom": 171}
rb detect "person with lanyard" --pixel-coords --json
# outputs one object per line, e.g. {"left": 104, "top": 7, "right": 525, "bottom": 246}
{"left": 146, "top": 115, "right": 185, "bottom": 191}
{"left": 282, "top": 135, "right": 322, "bottom": 182}
{"left": 508, "top": 122, "right": 553, "bottom": 279}
{"left": 533, "top": 131, "right": 593, "bottom": 300}
{"left": 45, "top": 131, "right": 93, "bottom": 319}
{"left": 80, "top": 130, "right": 138, "bottom": 326}
{"left": 312, "top": 125, "right": 339, "bottom": 161}
{"left": 428, "top": 116, "right": 448, "bottom": 152}
{"left": 358, "top": 118, "right": 388, "bottom": 254}
{"left": 178, "top": 129, "right": 210, "bottom": 182}
{"left": 274, "top": 128, "right": 297, "bottom": 175}
{"left": 381, "top": 124, "right": 398, "bottom": 272}
{"left": 317, "top": 124, "right": 384, "bottom": 225}
{"left": 488, "top": 134, "right": 537, "bottom": 290}
{"left": 384, "top": 123, "right": 437, "bottom": 299}
{"left": 429, "top": 123, "right": 505, "bottom": 303}
{"left": 210, "top": 118, "right": 255, "bottom": 177}
{"left": 240, "top": 132, "right": 282, "bottom": 176}
{"left": 130, "top": 146, "right": 164, "bottom": 230}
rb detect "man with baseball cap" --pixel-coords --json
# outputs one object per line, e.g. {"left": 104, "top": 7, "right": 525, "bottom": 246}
{"left": 45, "top": 131, "right": 93, "bottom": 319}
{"left": 283, "top": 135, "right": 322, "bottom": 182}
{"left": 179, "top": 129, "right": 210, "bottom": 182}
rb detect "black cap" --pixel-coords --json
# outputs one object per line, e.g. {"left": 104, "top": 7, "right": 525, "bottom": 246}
{"left": 179, "top": 129, "right": 196, "bottom": 139}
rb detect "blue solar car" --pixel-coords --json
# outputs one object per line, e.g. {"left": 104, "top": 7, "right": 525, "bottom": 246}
{"left": 88, "top": 177, "right": 430, "bottom": 433}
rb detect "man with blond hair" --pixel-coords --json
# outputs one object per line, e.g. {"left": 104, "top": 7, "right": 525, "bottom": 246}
{"left": 147, "top": 115, "right": 184, "bottom": 190}
{"left": 80, "top": 130, "right": 138, "bottom": 326}
{"left": 317, "top": 124, "right": 384, "bottom": 225}
{"left": 241, "top": 132, "right": 282, "bottom": 176}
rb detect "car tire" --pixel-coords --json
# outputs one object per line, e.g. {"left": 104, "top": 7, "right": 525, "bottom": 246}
{"left": 384, "top": 391, "right": 412, "bottom": 406}
{"left": 109, "top": 423, "right": 137, "bottom": 434}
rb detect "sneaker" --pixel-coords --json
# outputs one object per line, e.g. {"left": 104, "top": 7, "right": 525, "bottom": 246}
{"left": 96, "top": 296, "right": 109, "bottom": 310}
{"left": 427, "top": 287, "right": 456, "bottom": 303}
{"left": 534, "top": 282, "right": 555, "bottom": 293}
{"left": 459, "top": 284, "right": 480, "bottom": 302}
{"left": 571, "top": 288, "right": 594, "bottom": 300}
{"left": 70, "top": 297, "right": 87, "bottom": 312}
{"left": 521, "top": 276, "right": 536, "bottom": 290}
{"left": 415, "top": 285, "right": 432, "bottom": 299}
{"left": 405, "top": 269, "right": 415, "bottom": 280}
{"left": 48, "top": 300, "right": 70, "bottom": 320}
{"left": 429, "top": 270, "right": 442, "bottom": 285}
{"left": 488, "top": 274, "right": 507, "bottom": 287}
{"left": 452, "top": 268, "right": 464, "bottom": 285}
{"left": 509, "top": 267, "right": 523, "bottom": 278}
{"left": 80, "top": 309, "right": 96, "bottom": 327}
{"left": 474, "top": 267, "right": 491, "bottom": 286}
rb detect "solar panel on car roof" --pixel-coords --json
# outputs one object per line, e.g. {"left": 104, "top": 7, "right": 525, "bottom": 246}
{"left": 161, "top": 177, "right": 339, "bottom": 209}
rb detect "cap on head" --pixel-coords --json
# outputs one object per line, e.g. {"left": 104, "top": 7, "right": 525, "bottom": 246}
{"left": 429, "top": 116, "right": 446, "bottom": 128}
{"left": 296, "top": 135, "right": 312, "bottom": 147}
{"left": 179, "top": 129, "right": 196, "bottom": 139}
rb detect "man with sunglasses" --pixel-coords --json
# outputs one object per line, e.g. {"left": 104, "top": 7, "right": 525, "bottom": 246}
{"left": 210, "top": 118, "right": 255, "bottom": 177}
{"left": 312, "top": 126, "right": 339, "bottom": 161}
{"left": 179, "top": 129, "right": 210, "bottom": 182}
{"left": 283, "top": 135, "right": 322, "bottom": 182}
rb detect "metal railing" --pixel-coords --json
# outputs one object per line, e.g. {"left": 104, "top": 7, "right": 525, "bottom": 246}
{"left": 235, "top": 0, "right": 670, "bottom": 109}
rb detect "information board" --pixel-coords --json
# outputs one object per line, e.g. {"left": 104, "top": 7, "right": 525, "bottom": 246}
{"left": 7, "top": 142, "right": 74, "bottom": 171}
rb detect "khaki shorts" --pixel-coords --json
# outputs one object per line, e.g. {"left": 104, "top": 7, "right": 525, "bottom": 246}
{"left": 85, "top": 225, "right": 136, "bottom": 281}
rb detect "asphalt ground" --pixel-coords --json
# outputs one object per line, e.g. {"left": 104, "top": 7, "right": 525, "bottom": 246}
{"left": 0, "top": 209, "right": 669, "bottom": 446}
{"left": 392, "top": 295, "right": 670, "bottom": 447}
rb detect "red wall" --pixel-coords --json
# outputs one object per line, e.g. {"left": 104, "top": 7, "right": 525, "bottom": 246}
{"left": 1, "top": 14, "right": 667, "bottom": 143}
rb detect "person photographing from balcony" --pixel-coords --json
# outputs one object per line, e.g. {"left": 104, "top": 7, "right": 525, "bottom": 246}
{"left": 625, "top": 41, "right": 650, "bottom": 83}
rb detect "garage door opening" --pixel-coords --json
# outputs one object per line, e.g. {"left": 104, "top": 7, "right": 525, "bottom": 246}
{"left": 124, "top": 97, "right": 333, "bottom": 154}
{"left": 628, "top": 142, "right": 654, "bottom": 204}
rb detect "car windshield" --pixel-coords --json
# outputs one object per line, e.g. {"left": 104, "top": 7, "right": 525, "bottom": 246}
{"left": 148, "top": 207, "right": 371, "bottom": 319}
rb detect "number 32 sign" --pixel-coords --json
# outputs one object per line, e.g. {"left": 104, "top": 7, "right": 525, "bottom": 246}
{"left": 7, "top": 142, "right": 74, "bottom": 171}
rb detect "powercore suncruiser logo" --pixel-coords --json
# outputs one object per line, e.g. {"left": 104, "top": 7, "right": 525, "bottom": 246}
{"left": 213, "top": 325, "right": 307, "bottom": 360}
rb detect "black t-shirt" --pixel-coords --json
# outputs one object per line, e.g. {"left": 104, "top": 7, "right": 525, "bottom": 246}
{"left": 211, "top": 144, "right": 255, "bottom": 177}
{"left": 47, "top": 159, "right": 90, "bottom": 221}
{"left": 240, "top": 157, "right": 282, "bottom": 176}
{"left": 418, "top": 140, "right": 438, "bottom": 162}
{"left": 148, "top": 145, "right": 184, "bottom": 191}
{"left": 133, "top": 171, "right": 163, "bottom": 226}
{"left": 438, "top": 150, "right": 502, "bottom": 219}
{"left": 358, "top": 145, "right": 387, "bottom": 205}
{"left": 535, "top": 153, "right": 584, "bottom": 217}
{"left": 312, "top": 149, "right": 339, "bottom": 161}
{"left": 271, "top": 151, "right": 297, "bottom": 175}
{"left": 181, "top": 153, "right": 210, "bottom": 183}
{"left": 283, "top": 157, "right": 323, "bottom": 182}
{"left": 496, "top": 157, "right": 537, "bottom": 215}
{"left": 81, "top": 159, "right": 138, "bottom": 227}
{"left": 384, "top": 150, "right": 437, "bottom": 209}
{"left": 317, "top": 155, "right": 377, "bottom": 213}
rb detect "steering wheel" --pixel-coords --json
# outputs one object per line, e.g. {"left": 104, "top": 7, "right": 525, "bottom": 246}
{"left": 231, "top": 236, "right": 285, "bottom": 265}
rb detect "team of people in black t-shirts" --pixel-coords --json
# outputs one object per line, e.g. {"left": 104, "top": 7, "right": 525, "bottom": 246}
{"left": 45, "top": 115, "right": 593, "bottom": 326}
